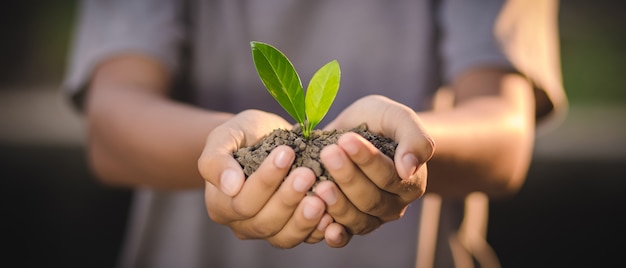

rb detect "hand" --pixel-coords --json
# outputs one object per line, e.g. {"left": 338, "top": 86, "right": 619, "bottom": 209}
{"left": 198, "top": 109, "right": 329, "bottom": 248}
{"left": 316, "top": 95, "right": 435, "bottom": 241}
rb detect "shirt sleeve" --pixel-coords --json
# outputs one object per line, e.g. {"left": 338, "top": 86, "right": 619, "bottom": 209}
{"left": 439, "top": 0, "right": 568, "bottom": 133}
{"left": 439, "top": 0, "right": 513, "bottom": 84}
{"left": 62, "top": 0, "right": 187, "bottom": 110}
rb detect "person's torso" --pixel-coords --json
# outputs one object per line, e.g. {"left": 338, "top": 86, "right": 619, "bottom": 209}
{"left": 185, "top": 0, "right": 442, "bottom": 122}
{"left": 123, "top": 1, "right": 444, "bottom": 268}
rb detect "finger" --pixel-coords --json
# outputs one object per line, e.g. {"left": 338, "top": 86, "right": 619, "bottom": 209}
{"left": 266, "top": 196, "right": 326, "bottom": 249}
{"left": 209, "top": 109, "right": 292, "bottom": 149}
{"left": 199, "top": 110, "right": 295, "bottom": 196}
{"left": 198, "top": 124, "right": 247, "bottom": 197}
{"left": 337, "top": 132, "right": 426, "bottom": 206}
{"left": 231, "top": 145, "right": 295, "bottom": 218}
{"left": 320, "top": 144, "right": 404, "bottom": 222}
{"left": 314, "top": 180, "right": 382, "bottom": 234}
{"left": 305, "top": 213, "right": 333, "bottom": 244}
{"left": 324, "top": 95, "right": 435, "bottom": 180}
{"left": 368, "top": 98, "right": 434, "bottom": 180}
{"left": 205, "top": 181, "right": 237, "bottom": 224}
{"left": 237, "top": 167, "right": 316, "bottom": 239}
{"left": 198, "top": 149, "right": 246, "bottom": 197}
{"left": 324, "top": 222, "right": 352, "bottom": 248}
{"left": 392, "top": 126, "right": 433, "bottom": 183}
{"left": 337, "top": 132, "right": 401, "bottom": 191}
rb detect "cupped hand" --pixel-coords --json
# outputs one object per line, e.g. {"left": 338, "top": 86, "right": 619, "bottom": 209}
{"left": 198, "top": 109, "right": 328, "bottom": 248}
{"left": 316, "top": 95, "right": 435, "bottom": 239}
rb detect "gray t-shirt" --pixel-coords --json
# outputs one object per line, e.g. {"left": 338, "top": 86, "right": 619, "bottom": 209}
{"left": 63, "top": 1, "right": 541, "bottom": 267}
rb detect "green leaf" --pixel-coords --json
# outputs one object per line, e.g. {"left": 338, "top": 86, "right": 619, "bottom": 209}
{"left": 250, "top": 41, "right": 306, "bottom": 126}
{"left": 305, "top": 60, "right": 341, "bottom": 133}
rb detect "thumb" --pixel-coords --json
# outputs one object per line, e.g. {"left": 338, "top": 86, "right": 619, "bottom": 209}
{"left": 198, "top": 152, "right": 246, "bottom": 197}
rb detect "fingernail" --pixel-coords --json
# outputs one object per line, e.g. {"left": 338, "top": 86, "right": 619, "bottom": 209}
{"left": 317, "top": 215, "right": 333, "bottom": 231}
{"left": 342, "top": 138, "right": 359, "bottom": 156}
{"left": 274, "top": 148, "right": 293, "bottom": 169}
{"left": 220, "top": 169, "right": 241, "bottom": 196}
{"left": 303, "top": 203, "right": 322, "bottom": 220}
{"left": 317, "top": 185, "right": 338, "bottom": 206}
{"left": 403, "top": 154, "right": 418, "bottom": 175}
{"left": 323, "top": 152, "right": 343, "bottom": 170}
{"left": 293, "top": 174, "right": 312, "bottom": 193}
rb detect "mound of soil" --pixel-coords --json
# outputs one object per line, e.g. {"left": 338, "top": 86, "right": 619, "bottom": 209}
{"left": 234, "top": 123, "right": 397, "bottom": 184}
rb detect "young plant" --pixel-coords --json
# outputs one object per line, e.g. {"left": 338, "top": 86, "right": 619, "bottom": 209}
{"left": 250, "top": 41, "right": 341, "bottom": 139}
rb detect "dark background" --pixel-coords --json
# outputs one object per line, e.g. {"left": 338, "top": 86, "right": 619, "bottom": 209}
{"left": 1, "top": 1, "right": 625, "bottom": 267}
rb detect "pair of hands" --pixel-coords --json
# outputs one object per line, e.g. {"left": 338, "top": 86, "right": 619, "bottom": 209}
{"left": 198, "top": 95, "right": 435, "bottom": 248}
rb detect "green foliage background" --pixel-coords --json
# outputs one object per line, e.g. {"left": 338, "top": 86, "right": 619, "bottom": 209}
{"left": 559, "top": 1, "right": 626, "bottom": 105}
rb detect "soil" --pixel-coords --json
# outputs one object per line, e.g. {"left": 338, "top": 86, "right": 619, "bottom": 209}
{"left": 234, "top": 123, "right": 397, "bottom": 185}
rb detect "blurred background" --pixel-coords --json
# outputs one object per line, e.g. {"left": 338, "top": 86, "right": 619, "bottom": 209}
{"left": 1, "top": 0, "right": 624, "bottom": 267}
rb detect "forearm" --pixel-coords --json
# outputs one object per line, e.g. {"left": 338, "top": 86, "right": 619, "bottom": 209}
{"left": 419, "top": 71, "right": 535, "bottom": 200}
{"left": 86, "top": 55, "right": 233, "bottom": 189}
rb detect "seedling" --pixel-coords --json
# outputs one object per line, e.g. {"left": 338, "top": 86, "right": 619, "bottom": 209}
{"left": 250, "top": 41, "right": 340, "bottom": 139}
